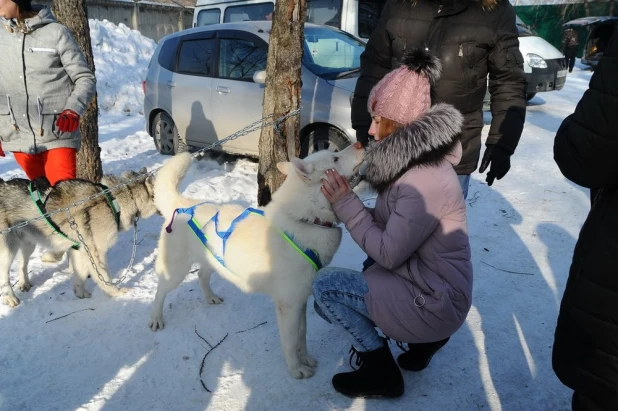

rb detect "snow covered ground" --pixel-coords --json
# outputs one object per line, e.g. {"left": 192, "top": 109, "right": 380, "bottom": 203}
{"left": 0, "top": 20, "right": 594, "bottom": 411}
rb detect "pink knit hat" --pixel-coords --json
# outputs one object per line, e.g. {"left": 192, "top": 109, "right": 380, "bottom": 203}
{"left": 368, "top": 49, "right": 442, "bottom": 125}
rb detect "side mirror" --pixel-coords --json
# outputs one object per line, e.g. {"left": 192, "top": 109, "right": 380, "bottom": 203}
{"left": 253, "top": 70, "right": 266, "bottom": 84}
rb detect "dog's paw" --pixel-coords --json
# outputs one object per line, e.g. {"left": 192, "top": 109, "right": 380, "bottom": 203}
{"left": 2, "top": 294, "right": 20, "bottom": 307}
{"left": 300, "top": 354, "right": 318, "bottom": 368}
{"left": 111, "top": 287, "right": 130, "bottom": 297}
{"left": 149, "top": 318, "right": 164, "bottom": 331}
{"left": 18, "top": 281, "right": 32, "bottom": 292}
{"left": 288, "top": 364, "right": 315, "bottom": 379}
{"left": 206, "top": 295, "right": 223, "bottom": 305}
{"left": 73, "top": 286, "right": 92, "bottom": 299}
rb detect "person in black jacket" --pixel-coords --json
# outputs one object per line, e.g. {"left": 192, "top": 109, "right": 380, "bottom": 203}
{"left": 552, "top": 27, "right": 618, "bottom": 411}
{"left": 352, "top": 0, "right": 526, "bottom": 200}
{"left": 562, "top": 27, "right": 580, "bottom": 73}
{"left": 352, "top": 0, "right": 526, "bottom": 371}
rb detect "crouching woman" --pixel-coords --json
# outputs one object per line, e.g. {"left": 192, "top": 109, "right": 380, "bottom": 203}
{"left": 312, "top": 50, "right": 473, "bottom": 398}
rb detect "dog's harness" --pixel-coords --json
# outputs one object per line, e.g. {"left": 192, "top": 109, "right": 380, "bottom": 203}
{"left": 165, "top": 205, "right": 323, "bottom": 271}
{"left": 96, "top": 183, "right": 121, "bottom": 228}
{"left": 28, "top": 181, "right": 80, "bottom": 250}
{"left": 28, "top": 182, "right": 122, "bottom": 250}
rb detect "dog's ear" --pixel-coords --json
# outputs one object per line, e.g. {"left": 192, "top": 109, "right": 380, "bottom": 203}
{"left": 276, "top": 161, "right": 291, "bottom": 175}
{"left": 290, "top": 157, "right": 314, "bottom": 180}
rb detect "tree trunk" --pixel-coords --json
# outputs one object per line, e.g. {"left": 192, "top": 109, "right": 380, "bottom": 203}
{"left": 257, "top": 0, "right": 306, "bottom": 206}
{"left": 610, "top": 0, "right": 615, "bottom": 17}
{"left": 52, "top": 0, "right": 102, "bottom": 182}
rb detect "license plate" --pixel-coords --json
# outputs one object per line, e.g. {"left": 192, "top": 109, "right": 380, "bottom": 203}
{"left": 557, "top": 69, "right": 567, "bottom": 78}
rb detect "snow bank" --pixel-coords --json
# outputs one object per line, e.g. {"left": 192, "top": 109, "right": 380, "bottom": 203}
{"left": 89, "top": 19, "right": 157, "bottom": 116}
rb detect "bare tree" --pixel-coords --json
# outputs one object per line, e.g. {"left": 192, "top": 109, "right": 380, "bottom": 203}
{"left": 257, "top": 0, "right": 307, "bottom": 206}
{"left": 52, "top": 0, "right": 102, "bottom": 182}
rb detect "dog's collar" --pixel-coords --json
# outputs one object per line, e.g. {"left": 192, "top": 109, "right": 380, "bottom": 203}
{"left": 301, "top": 217, "right": 337, "bottom": 228}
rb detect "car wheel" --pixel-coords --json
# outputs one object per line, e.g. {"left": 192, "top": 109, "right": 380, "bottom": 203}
{"left": 526, "top": 93, "right": 536, "bottom": 102}
{"left": 153, "top": 112, "right": 186, "bottom": 155}
{"left": 300, "top": 127, "right": 350, "bottom": 158}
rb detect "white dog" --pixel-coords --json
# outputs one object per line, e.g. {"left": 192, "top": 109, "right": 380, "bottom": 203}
{"left": 149, "top": 144, "right": 365, "bottom": 378}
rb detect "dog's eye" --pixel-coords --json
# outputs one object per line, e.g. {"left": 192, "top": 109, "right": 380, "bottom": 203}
{"left": 333, "top": 157, "right": 339, "bottom": 163}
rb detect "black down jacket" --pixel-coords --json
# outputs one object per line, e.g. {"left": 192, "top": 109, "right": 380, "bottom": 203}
{"left": 552, "top": 28, "right": 618, "bottom": 409}
{"left": 352, "top": 0, "right": 526, "bottom": 174}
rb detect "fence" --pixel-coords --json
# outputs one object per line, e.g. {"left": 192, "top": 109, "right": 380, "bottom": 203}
{"left": 36, "top": 0, "right": 194, "bottom": 42}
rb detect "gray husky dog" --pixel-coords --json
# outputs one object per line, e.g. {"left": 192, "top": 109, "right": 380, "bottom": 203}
{"left": 0, "top": 169, "right": 158, "bottom": 307}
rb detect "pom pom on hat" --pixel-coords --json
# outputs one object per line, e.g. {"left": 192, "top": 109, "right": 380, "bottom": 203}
{"left": 401, "top": 48, "right": 442, "bottom": 85}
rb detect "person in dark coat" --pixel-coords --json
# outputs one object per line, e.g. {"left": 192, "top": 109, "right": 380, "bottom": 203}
{"left": 552, "top": 27, "right": 618, "bottom": 411}
{"left": 351, "top": 0, "right": 526, "bottom": 372}
{"left": 562, "top": 27, "right": 580, "bottom": 73}
{"left": 352, "top": 0, "right": 527, "bottom": 200}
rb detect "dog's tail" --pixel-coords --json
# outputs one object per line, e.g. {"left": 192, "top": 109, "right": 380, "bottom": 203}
{"left": 154, "top": 152, "right": 194, "bottom": 219}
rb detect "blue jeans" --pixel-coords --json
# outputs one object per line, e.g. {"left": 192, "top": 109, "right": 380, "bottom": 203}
{"left": 312, "top": 267, "right": 384, "bottom": 352}
{"left": 458, "top": 174, "right": 471, "bottom": 200}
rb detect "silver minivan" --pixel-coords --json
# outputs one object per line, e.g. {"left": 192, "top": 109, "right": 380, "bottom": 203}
{"left": 143, "top": 22, "right": 364, "bottom": 157}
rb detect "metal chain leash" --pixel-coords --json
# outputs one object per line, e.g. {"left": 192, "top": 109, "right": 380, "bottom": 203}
{"left": 0, "top": 108, "right": 302, "bottom": 237}
{"left": 67, "top": 207, "right": 140, "bottom": 288}
{"left": 2, "top": 109, "right": 302, "bottom": 288}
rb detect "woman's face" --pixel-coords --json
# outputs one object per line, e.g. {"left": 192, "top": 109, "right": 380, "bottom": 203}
{"left": 0, "top": 0, "right": 19, "bottom": 19}
{"left": 368, "top": 116, "right": 384, "bottom": 141}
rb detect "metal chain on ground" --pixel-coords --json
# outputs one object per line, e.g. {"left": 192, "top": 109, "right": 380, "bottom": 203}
{"left": 0, "top": 108, "right": 301, "bottom": 237}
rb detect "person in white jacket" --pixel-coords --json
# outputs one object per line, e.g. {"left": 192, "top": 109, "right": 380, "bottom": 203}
{"left": 0, "top": 0, "right": 95, "bottom": 186}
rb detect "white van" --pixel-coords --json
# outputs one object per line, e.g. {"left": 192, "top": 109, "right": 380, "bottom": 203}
{"left": 515, "top": 16, "right": 566, "bottom": 101}
{"left": 193, "top": 2, "right": 566, "bottom": 103}
{"left": 193, "top": 0, "right": 386, "bottom": 40}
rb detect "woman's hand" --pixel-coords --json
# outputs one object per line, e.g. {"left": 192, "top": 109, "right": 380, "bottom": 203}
{"left": 321, "top": 169, "right": 352, "bottom": 204}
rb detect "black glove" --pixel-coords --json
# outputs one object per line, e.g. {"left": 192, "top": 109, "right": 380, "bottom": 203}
{"left": 479, "top": 144, "right": 511, "bottom": 186}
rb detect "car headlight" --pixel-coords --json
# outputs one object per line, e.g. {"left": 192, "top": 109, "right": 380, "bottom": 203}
{"left": 526, "top": 53, "right": 547, "bottom": 69}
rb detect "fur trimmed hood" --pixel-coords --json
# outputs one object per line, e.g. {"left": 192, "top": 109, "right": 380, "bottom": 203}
{"left": 364, "top": 103, "right": 464, "bottom": 192}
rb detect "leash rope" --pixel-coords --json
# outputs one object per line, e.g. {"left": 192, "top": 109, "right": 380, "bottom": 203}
{"left": 0, "top": 108, "right": 301, "bottom": 236}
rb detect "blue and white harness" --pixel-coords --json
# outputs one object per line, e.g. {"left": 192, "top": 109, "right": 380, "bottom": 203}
{"left": 165, "top": 204, "right": 322, "bottom": 271}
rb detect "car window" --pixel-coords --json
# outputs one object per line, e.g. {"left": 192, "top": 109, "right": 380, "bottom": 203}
{"left": 177, "top": 38, "right": 215, "bottom": 76}
{"left": 358, "top": 0, "right": 385, "bottom": 38}
{"left": 223, "top": 3, "right": 274, "bottom": 22}
{"left": 158, "top": 37, "right": 180, "bottom": 71}
{"left": 303, "top": 26, "right": 365, "bottom": 80}
{"left": 218, "top": 38, "right": 267, "bottom": 81}
{"left": 516, "top": 15, "right": 536, "bottom": 36}
{"left": 306, "top": 0, "right": 343, "bottom": 28}
{"left": 196, "top": 9, "right": 221, "bottom": 26}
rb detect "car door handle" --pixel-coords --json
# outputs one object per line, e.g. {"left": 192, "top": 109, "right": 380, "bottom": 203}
{"left": 167, "top": 81, "right": 177, "bottom": 88}
{"left": 217, "top": 86, "right": 230, "bottom": 94}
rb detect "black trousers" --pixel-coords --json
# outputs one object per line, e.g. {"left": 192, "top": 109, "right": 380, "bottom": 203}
{"left": 564, "top": 45, "right": 578, "bottom": 72}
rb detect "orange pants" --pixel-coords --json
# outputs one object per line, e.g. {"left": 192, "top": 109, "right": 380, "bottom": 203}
{"left": 13, "top": 148, "right": 77, "bottom": 186}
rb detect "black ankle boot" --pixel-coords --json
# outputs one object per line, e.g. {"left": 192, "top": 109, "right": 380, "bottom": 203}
{"left": 332, "top": 339, "right": 404, "bottom": 398}
{"left": 396, "top": 337, "right": 450, "bottom": 371}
